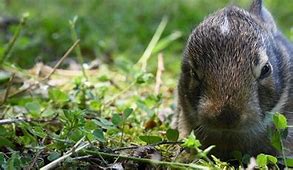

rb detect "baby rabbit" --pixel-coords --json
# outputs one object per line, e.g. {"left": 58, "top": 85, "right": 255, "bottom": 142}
{"left": 175, "top": 0, "right": 293, "bottom": 160}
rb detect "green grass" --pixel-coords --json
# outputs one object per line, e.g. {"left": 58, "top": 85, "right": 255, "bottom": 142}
{"left": 1, "top": 0, "right": 292, "bottom": 69}
{"left": 0, "top": 0, "right": 292, "bottom": 169}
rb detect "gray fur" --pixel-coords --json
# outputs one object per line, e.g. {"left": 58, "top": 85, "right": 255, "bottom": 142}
{"left": 175, "top": 0, "right": 293, "bottom": 160}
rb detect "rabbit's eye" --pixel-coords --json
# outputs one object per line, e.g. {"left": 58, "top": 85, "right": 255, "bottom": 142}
{"left": 259, "top": 63, "right": 271, "bottom": 79}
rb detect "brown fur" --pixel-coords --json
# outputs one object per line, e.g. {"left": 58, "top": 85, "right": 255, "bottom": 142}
{"left": 175, "top": 0, "right": 293, "bottom": 160}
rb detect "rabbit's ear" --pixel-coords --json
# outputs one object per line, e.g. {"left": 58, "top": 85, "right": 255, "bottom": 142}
{"left": 249, "top": 0, "right": 263, "bottom": 17}
{"left": 249, "top": 0, "right": 277, "bottom": 33}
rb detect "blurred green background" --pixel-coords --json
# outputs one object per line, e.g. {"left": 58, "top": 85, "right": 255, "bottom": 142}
{"left": 0, "top": 0, "right": 292, "bottom": 72}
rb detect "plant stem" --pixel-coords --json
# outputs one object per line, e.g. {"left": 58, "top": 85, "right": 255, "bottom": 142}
{"left": 0, "top": 13, "right": 29, "bottom": 65}
{"left": 69, "top": 16, "right": 88, "bottom": 80}
{"left": 136, "top": 16, "right": 168, "bottom": 72}
{"left": 279, "top": 130, "right": 288, "bottom": 168}
{"left": 40, "top": 141, "right": 89, "bottom": 170}
{"left": 84, "top": 149, "right": 209, "bottom": 170}
{"left": 43, "top": 40, "right": 80, "bottom": 80}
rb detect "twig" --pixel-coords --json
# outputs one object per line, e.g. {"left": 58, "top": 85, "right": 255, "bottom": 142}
{"left": 7, "top": 83, "right": 37, "bottom": 98}
{"left": 27, "top": 137, "right": 47, "bottom": 170}
{"left": 49, "top": 137, "right": 74, "bottom": 145}
{"left": 95, "top": 149, "right": 108, "bottom": 166}
{"left": 0, "top": 115, "right": 58, "bottom": 125}
{"left": 112, "top": 146, "right": 139, "bottom": 152}
{"left": 44, "top": 39, "right": 80, "bottom": 80}
{"left": 71, "top": 155, "right": 92, "bottom": 160}
{"left": 109, "top": 79, "right": 122, "bottom": 90}
{"left": 112, "top": 141, "right": 182, "bottom": 152}
{"left": 84, "top": 135, "right": 107, "bottom": 165}
{"left": 7, "top": 77, "right": 50, "bottom": 98}
{"left": 150, "top": 141, "right": 183, "bottom": 147}
{"left": 0, "top": 117, "right": 27, "bottom": 125}
{"left": 84, "top": 149, "right": 209, "bottom": 170}
{"left": 40, "top": 141, "right": 90, "bottom": 170}
{"left": 173, "top": 147, "right": 185, "bottom": 162}
{"left": 154, "top": 53, "right": 164, "bottom": 95}
{"left": 0, "top": 73, "right": 15, "bottom": 105}
{"left": 7, "top": 40, "right": 80, "bottom": 99}
{"left": 65, "top": 136, "right": 85, "bottom": 154}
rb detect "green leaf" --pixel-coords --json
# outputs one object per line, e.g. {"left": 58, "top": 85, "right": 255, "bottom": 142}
{"left": 86, "top": 133, "right": 95, "bottom": 141}
{"left": 266, "top": 155, "right": 277, "bottom": 165}
{"left": 280, "top": 128, "right": 289, "bottom": 139}
{"left": 85, "top": 120, "right": 97, "bottom": 131}
{"left": 93, "top": 129, "right": 105, "bottom": 142}
{"left": 153, "top": 31, "right": 182, "bottom": 54}
{"left": 123, "top": 108, "right": 133, "bottom": 119}
{"left": 25, "top": 101, "right": 41, "bottom": 116}
{"left": 166, "top": 129, "right": 179, "bottom": 141}
{"left": 62, "top": 109, "right": 84, "bottom": 129}
{"left": 0, "top": 152, "right": 5, "bottom": 166}
{"left": 0, "top": 48, "right": 4, "bottom": 63}
{"left": 31, "top": 126, "right": 46, "bottom": 138}
{"left": 271, "top": 131, "right": 282, "bottom": 151}
{"left": 139, "top": 135, "right": 162, "bottom": 144}
{"left": 196, "top": 145, "right": 215, "bottom": 160}
{"left": 7, "top": 152, "right": 21, "bottom": 170}
{"left": 49, "top": 88, "right": 69, "bottom": 104}
{"left": 98, "top": 75, "right": 109, "bottom": 82}
{"left": 182, "top": 133, "right": 201, "bottom": 149}
{"left": 96, "top": 117, "right": 114, "bottom": 129}
{"left": 242, "top": 154, "right": 251, "bottom": 165}
{"left": 210, "top": 155, "right": 229, "bottom": 167}
{"left": 18, "top": 126, "right": 38, "bottom": 146}
{"left": 135, "top": 73, "right": 153, "bottom": 84}
{"left": 0, "top": 137, "right": 14, "bottom": 148}
{"left": 0, "top": 126, "right": 8, "bottom": 136}
{"left": 106, "top": 127, "right": 120, "bottom": 135}
{"left": 47, "top": 152, "right": 61, "bottom": 161}
{"left": 68, "top": 129, "right": 83, "bottom": 141}
{"left": 256, "top": 154, "right": 267, "bottom": 168}
{"left": 42, "top": 107, "right": 55, "bottom": 117}
{"left": 273, "top": 112, "right": 288, "bottom": 130}
{"left": 89, "top": 100, "right": 102, "bottom": 111}
{"left": 136, "top": 100, "right": 154, "bottom": 116}
{"left": 285, "top": 158, "right": 293, "bottom": 167}
{"left": 202, "top": 145, "right": 215, "bottom": 155}
{"left": 112, "top": 114, "right": 122, "bottom": 126}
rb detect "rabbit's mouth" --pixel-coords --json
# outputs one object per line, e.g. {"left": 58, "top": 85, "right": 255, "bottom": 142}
{"left": 194, "top": 122, "right": 269, "bottom": 147}
{"left": 198, "top": 112, "right": 250, "bottom": 130}
{"left": 194, "top": 124, "right": 276, "bottom": 161}
{"left": 196, "top": 113, "right": 268, "bottom": 134}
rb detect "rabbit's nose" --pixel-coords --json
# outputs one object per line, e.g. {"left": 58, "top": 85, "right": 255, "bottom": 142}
{"left": 214, "top": 107, "right": 241, "bottom": 128}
